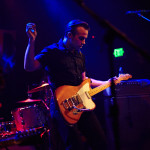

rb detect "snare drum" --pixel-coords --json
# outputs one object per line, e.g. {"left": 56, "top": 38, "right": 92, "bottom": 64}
{"left": 11, "top": 105, "right": 47, "bottom": 131}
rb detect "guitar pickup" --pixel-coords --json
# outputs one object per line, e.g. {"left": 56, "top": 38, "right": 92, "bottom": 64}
{"left": 85, "top": 91, "right": 91, "bottom": 99}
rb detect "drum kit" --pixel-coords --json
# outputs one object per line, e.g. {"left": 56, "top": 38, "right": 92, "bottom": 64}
{"left": 0, "top": 82, "right": 52, "bottom": 148}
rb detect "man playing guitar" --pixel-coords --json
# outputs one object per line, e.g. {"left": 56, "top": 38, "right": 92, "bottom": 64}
{"left": 24, "top": 20, "right": 131, "bottom": 150}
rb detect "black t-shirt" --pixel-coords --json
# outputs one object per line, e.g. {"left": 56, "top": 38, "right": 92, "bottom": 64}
{"left": 35, "top": 39, "right": 86, "bottom": 89}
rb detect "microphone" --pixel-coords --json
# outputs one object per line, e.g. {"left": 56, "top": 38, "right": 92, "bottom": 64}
{"left": 126, "top": 10, "right": 150, "bottom": 14}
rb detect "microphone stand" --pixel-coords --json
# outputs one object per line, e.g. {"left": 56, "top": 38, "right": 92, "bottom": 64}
{"left": 104, "top": 30, "right": 120, "bottom": 150}
{"left": 137, "top": 13, "right": 150, "bottom": 22}
{"left": 74, "top": 1, "right": 150, "bottom": 150}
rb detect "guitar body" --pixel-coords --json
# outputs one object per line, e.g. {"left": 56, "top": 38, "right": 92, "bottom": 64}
{"left": 55, "top": 79, "right": 96, "bottom": 124}
{"left": 55, "top": 74, "right": 132, "bottom": 124}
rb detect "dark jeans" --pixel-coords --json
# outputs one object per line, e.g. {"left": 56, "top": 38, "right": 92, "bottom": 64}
{"left": 50, "top": 107, "right": 107, "bottom": 150}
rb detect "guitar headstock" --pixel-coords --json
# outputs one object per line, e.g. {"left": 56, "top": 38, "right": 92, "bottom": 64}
{"left": 118, "top": 74, "right": 132, "bottom": 82}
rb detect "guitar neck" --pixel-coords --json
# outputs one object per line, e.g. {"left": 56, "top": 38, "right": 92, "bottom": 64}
{"left": 88, "top": 81, "right": 111, "bottom": 97}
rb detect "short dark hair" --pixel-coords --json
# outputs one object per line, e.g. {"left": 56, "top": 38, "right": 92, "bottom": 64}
{"left": 65, "top": 19, "right": 90, "bottom": 36}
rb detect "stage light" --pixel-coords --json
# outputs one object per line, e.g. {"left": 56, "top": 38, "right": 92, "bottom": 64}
{"left": 92, "top": 35, "right": 95, "bottom": 39}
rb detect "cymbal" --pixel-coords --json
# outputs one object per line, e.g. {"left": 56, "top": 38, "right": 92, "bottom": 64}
{"left": 28, "top": 83, "right": 49, "bottom": 93}
{"left": 17, "top": 98, "right": 42, "bottom": 103}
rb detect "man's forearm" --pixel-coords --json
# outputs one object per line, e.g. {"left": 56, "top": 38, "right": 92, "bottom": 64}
{"left": 90, "top": 78, "right": 109, "bottom": 87}
{"left": 24, "top": 41, "right": 40, "bottom": 71}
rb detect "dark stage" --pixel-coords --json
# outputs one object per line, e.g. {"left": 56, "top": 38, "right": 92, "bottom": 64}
{"left": 0, "top": 0, "right": 150, "bottom": 149}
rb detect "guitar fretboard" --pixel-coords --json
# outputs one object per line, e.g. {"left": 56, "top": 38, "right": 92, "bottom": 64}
{"left": 88, "top": 74, "right": 132, "bottom": 97}
{"left": 88, "top": 81, "right": 111, "bottom": 96}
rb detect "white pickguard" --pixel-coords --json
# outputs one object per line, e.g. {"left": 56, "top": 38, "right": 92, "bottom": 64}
{"left": 77, "top": 82, "right": 95, "bottom": 110}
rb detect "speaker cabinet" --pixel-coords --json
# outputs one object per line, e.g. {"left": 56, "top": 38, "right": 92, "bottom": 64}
{"left": 105, "top": 95, "right": 150, "bottom": 150}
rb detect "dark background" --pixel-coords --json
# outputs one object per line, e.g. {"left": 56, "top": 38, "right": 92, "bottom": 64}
{"left": 0, "top": 0, "right": 150, "bottom": 126}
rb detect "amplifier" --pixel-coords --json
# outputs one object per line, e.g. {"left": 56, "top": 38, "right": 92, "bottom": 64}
{"left": 104, "top": 79, "right": 150, "bottom": 150}
{"left": 104, "top": 79, "right": 150, "bottom": 97}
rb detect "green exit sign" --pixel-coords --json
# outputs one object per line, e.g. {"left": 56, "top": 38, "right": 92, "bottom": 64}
{"left": 113, "top": 48, "right": 124, "bottom": 57}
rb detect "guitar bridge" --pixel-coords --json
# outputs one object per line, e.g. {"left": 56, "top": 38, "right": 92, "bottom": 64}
{"left": 63, "top": 99, "right": 72, "bottom": 110}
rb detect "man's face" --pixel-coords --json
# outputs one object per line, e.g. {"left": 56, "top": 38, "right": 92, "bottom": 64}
{"left": 69, "top": 26, "right": 88, "bottom": 50}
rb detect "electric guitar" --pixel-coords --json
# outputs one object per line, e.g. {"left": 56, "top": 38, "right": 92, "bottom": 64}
{"left": 55, "top": 74, "right": 132, "bottom": 124}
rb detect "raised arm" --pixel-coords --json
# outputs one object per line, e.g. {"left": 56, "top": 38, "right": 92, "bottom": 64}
{"left": 24, "top": 23, "right": 41, "bottom": 72}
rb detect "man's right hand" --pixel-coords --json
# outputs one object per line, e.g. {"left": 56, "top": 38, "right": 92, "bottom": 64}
{"left": 26, "top": 23, "right": 37, "bottom": 41}
{"left": 24, "top": 23, "right": 41, "bottom": 71}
